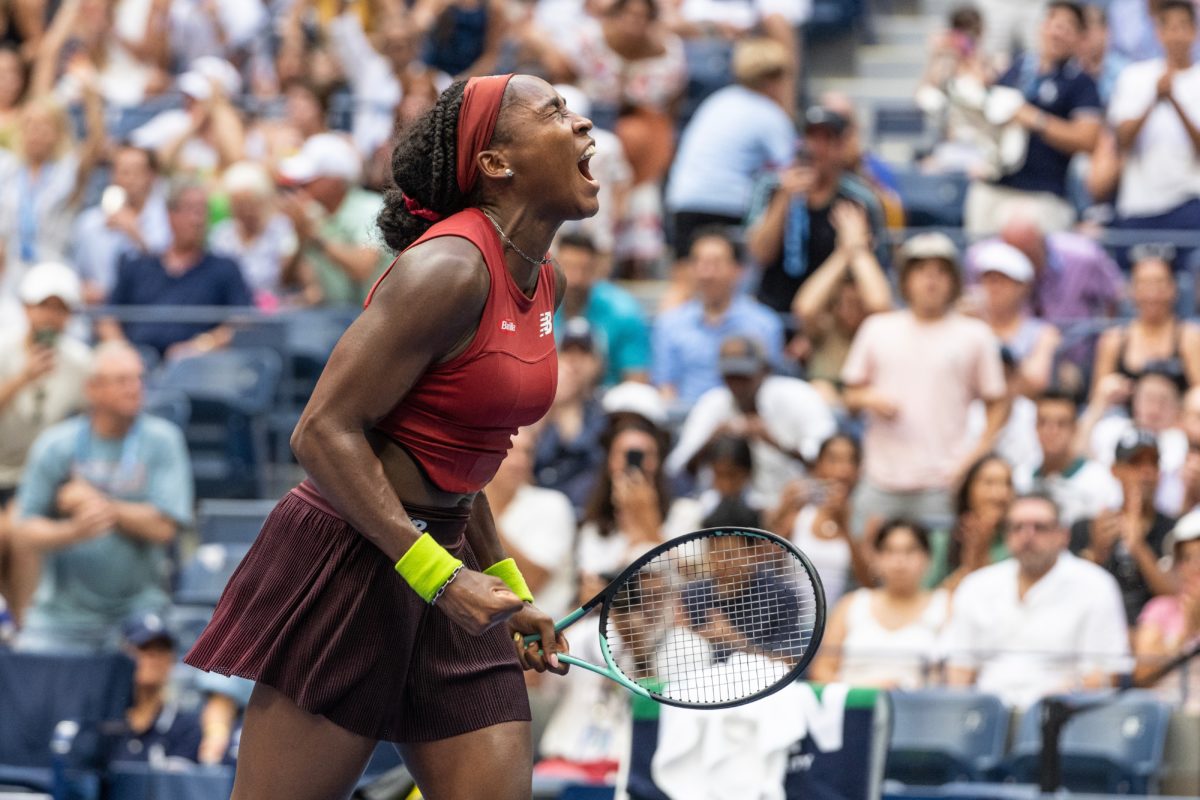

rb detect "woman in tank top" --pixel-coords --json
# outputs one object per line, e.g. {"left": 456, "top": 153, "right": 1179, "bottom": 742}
{"left": 811, "top": 520, "right": 948, "bottom": 689}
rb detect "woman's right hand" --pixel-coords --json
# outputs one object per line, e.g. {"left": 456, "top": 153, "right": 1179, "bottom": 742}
{"left": 436, "top": 570, "right": 524, "bottom": 636}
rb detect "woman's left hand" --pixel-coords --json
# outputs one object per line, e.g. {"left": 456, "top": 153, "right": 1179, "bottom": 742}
{"left": 509, "top": 605, "right": 570, "bottom": 675}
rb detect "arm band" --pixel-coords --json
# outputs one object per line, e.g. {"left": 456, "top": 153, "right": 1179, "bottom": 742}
{"left": 483, "top": 558, "right": 535, "bottom": 604}
{"left": 394, "top": 533, "right": 464, "bottom": 603}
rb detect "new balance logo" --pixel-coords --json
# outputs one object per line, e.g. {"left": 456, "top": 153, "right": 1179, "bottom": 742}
{"left": 500, "top": 320, "right": 517, "bottom": 332}
{"left": 539, "top": 312, "right": 553, "bottom": 337}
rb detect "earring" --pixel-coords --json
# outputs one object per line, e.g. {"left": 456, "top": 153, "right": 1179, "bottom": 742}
{"left": 504, "top": 169, "right": 514, "bottom": 178}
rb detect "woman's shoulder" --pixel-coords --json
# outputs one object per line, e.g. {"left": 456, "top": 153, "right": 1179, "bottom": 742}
{"left": 1136, "top": 594, "right": 1181, "bottom": 629}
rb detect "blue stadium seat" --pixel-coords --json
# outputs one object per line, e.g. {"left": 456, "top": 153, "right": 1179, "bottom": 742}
{"left": 142, "top": 387, "right": 191, "bottom": 432}
{"left": 1002, "top": 691, "right": 1171, "bottom": 794}
{"left": 873, "top": 103, "right": 928, "bottom": 140}
{"left": 106, "top": 763, "right": 235, "bottom": 800}
{"left": 0, "top": 651, "right": 134, "bottom": 799}
{"left": 886, "top": 690, "right": 1009, "bottom": 785}
{"left": 174, "top": 544, "right": 251, "bottom": 606}
{"left": 165, "top": 605, "right": 215, "bottom": 653}
{"left": 196, "top": 498, "right": 277, "bottom": 546}
{"left": 154, "top": 348, "right": 282, "bottom": 498}
{"left": 892, "top": 170, "right": 969, "bottom": 228}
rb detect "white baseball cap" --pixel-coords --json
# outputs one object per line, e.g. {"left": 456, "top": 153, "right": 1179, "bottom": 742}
{"left": 18, "top": 262, "right": 82, "bottom": 309}
{"left": 972, "top": 240, "right": 1034, "bottom": 283}
{"left": 279, "top": 133, "right": 362, "bottom": 185}
{"left": 602, "top": 381, "right": 667, "bottom": 428}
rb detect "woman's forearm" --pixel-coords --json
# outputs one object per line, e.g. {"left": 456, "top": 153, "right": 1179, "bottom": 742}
{"left": 465, "top": 492, "right": 508, "bottom": 568}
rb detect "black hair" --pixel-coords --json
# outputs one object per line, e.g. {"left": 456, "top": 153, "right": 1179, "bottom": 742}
{"left": 954, "top": 452, "right": 1011, "bottom": 518}
{"left": 282, "top": 76, "right": 333, "bottom": 116}
{"left": 557, "top": 230, "right": 599, "bottom": 255}
{"left": 700, "top": 434, "right": 754, "bottom": 473}
{"left": 1012, "top": 491, "right": 1061, "bottom": 526}
{"left": 582, "top": 416, "right": 672, "bottom": 538}
{"left": 1159, "top": 0, "right": 1197, "bottom": 23}
{"left": 949, "top": 5, "right": 983, "bottom": 35}
{"left": 378, "top": 80, "right": 512, "bottom": 253}
{"left": 1047, "top": 1, "right": 1086, "bottom": 30}
{"left": 702, "top": 496, "right": 762, "bottom": 530}
{"left": 688, "top": 225, "right": 745, "bottom": 264}
{"left": 873, "top": 518, "right": 932, "bottom": 554}
{"left": 0, "top": 44, "right": 29, "bottom": 105}
{"left": 1036, "top": 386, "right": 1081, "bottom": 414}
{"left": 114, "top": 143, "right": 160, "bottom": 175}
{"left": 815, "top": 432, "right": 862, "bottom": 467}
{"left": 608, "top": 0, "right": 659, "bottom": 21}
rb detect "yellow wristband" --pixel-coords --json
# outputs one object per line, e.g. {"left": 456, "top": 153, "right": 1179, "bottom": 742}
{"left": 483, "top": 557, "right": 534, "bottom": 604}
{"left": 394, "top": 533, "right": 464, "bottom": 603}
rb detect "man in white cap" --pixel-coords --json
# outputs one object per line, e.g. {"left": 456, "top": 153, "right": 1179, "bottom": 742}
{"left": 0, "top": 263, "right": 92, "bottom": 626}
{"left": 842, "top": 232, "right": 1009, "bottom": 531}
{"left": 972, "top": 240, "right": 1062, "bottom": 396}
{"left": 277, "top": 133, "right": 390, "bottom": 306}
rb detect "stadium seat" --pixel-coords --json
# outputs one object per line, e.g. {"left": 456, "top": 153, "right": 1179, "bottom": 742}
{"left": 154, "top": 348, "right": 282, "bottom": 498}
{"left": 1002, "top": 691, "right": 1171, "bottom": 794}
{"left": 105, "top": 763, "right": 235, "bottom": 800}
{"left": 174, "top": 544, "right": 251, "bottom": 606}
{"left": 195, "top": 498, "right": 277, "bottom": 546}
{"left": 0, "top": 651, "right": 134, "bottom": 799}
{"left": 142, "top": 387, "right": 191, "bottom": 432}
{"left": 892, "top": 170, "right": 969, "bottom": 228}
{"left": 885, "top": 689, "right": 1009, "bottom": 786}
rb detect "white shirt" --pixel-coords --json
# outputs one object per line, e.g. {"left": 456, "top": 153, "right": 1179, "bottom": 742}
{"left": 496, "top": 484, "right": 577, "bottom": 620}
{"left": 679, "top": 0, "right": 811, "bottom": 29}
{"left": 577, "top": 499, "right": 700, "bottom": 578}
{"left": 838, "top": 588, "right": 948, "bottom": 689}
{"left": 940, "top": 553, "right": 1132, "bottom": 708}
{"left": 665, "top": 375, "right": 836, "bottom": 507}
{"left": 72, "top": 192, "right": 172, "bottom": 296}
{"left": 1109, "top": 59, "right": 1200, "bottom": 217}
{"left": 789, "top": 505, "right": 851, "bottom": 607}
{"left": 968, "top": 394, "right": 1040, "bottom": 477}
{"left": 326, "top": 13, "right": 403, "bottom": 158}
{"left": 1014, "top": 457, "right": 1118, "bottom": 528}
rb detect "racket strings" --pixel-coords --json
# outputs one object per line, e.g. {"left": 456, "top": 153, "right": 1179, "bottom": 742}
{"left": 603, "top": 533, "right": 819, "bottom": 705}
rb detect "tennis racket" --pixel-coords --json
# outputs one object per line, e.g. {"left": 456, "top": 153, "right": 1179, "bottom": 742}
{"left": 525, "top": 526, "right": 825, "bottom": 709}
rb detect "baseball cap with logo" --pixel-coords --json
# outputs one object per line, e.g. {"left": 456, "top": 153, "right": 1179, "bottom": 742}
{"left": 123, "top": 612, "right": 177, "bottom": 648}
{"left": 279, "top": 134, "right": 363, "bottom": 185}
{"left": 1114, "top": 428, "right": 1160, "bottom": 463}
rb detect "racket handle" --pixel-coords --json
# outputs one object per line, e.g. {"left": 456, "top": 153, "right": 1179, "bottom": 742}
{"left": 522, "top": 605, "right": 589, "bottom": 644}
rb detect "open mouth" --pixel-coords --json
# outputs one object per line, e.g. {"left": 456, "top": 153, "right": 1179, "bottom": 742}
{"left": 578, "top": 143, "right": 597, "bottom": 183}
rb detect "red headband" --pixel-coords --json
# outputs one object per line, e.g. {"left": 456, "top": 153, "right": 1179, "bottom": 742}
{"left": 456, "top": 74, "right": 514, "bottom": 196}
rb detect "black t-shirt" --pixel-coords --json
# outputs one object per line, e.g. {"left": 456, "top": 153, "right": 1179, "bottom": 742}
{"left": 1069, "top": 512, "right": 1173, "bottom": 625}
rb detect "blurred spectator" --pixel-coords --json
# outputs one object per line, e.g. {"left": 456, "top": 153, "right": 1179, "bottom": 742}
{"left": 1109, "top": 1, "right": 1200, "bottom": 235}
{"left": 690, "top": 434, "right": 757, "bottom": 515}
{"left": 209, "top": 161, "right": 305, "bottom": 306}
{"left": 246, "top": 78, "right": 331, "bottom": 170}
{"left": 664, "top": 38, "right": 795, "bottom": 255}
{"left": 412, "top": 0, "right": 508, "bottom": 78}
{"left": 1091, "top": 250, "right": 1200, "bottom": 398}
{"left": 819, "top": 91, "right": 905, "bottom": 230}
{"left": 1134, "top": 509, "right": 1200, "bottom": 711}
{"left": 534, "top": 318, "right": 608, "bottom": 514}
{"left": 965, "top": 346, "right": 1041, "bottom": 478}
{"left": 942, "top": 493, "right": 1131, "bottom": 708}
{"left": 1077, "top": 4, "right": 1129, "bottom": 105}
{"left": 1071, "top": 429, "right": 1175, "bottom": 625}
{"left": 651, "top": 228, "right": 783, "bottom": 407}
{"left": 977, "top": 211, "right": 1123, "bottom": 336}
{"left": 110, "top": 612, "right": 203, "bottom": 766}
{"left": 485, "top": 427, "right": 577, "bottom": 621}
{"left": 1180, "top": 386, "right": 1200, "bottom": 510}
{"left": 767, "top": 434, "right": 872, "bottom": 607}
{"left": 131, "top": 62, "right": 246, "bottom": 178}
{"left": 665, "top": 335, "right": 835, "bottom": 507}
{"left": 0, "top": 45, "right": 27, "bottom": 150}
{"left": 747, "top": 105, "right": 887, "bottom": 315}
{"left": 0, "top": 73, "right": 104, "bottom": 305}
{"left": 934, "top": 453, "right": 1014, "bottom": 591}
{"left": 553, "top": 232, "right": 650, "bottom": 386}
{"left": 963, "top": 2, "right": 1101, "bottom": 237}
{"left": 968, "top": 240, "right": 1061, "bottom": 396}
{"left": 168, "top": 0, "right": 267, "bottom": 75}
{"left": 1109, "top": 0, "right": 1200, "bottom": 64}
{"left": 277, "top": 132, "right": 388, "bottom": 306}
{"left": 976, "top": 0, "right": 1045, "bottom": 68}
{"left": 0, "top": 264, "right": 91, "bottom": 621}
{"left": 11, "top": 342, "right": 192, "bottom": 653}
{"left": 1015, "top": 389, "right": 1115, "bottom": 528}
{"left": 811, "top": 519, "right": 948, "bottom": 689}
{"left": 98, "top": 180, "right": 252, "bottom": 358}
{"left": 325, "top": 4, "right": 409, "bottom": 159}
{"left": 790, "top": 201, "right": 894, "bottom": 408}
{"left": 842, "top": 233, "right": 1008, "bottom": 531}
{"left": 72, "top": 145, "right": 172, "bottom": 305}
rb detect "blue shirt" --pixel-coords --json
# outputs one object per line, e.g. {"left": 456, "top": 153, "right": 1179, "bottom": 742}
{"left": 109, "top": 251, "right": 252, "bottom": 355}
{"left": 996, "top": 55, "right": 1101, "bottom": 197}
{"left": 665, "top": 85, "right": 796, "bottom": 217}
{"left": 534, "top": 396, "right": 607, "bottom": 515}
{"left": 652, "top": 296, "right": 784, "bottom": 406}
{"left": 71, "top": 196, "right": 172, "bottom": 296}
{"left": 110, "top": 701, "right": 203, "bottom": 765}
{"left": 554, "top": 281, "right": 651, "bottom": 386}
{"left": 16, "top": 414, "right": 193, "bottom": 652}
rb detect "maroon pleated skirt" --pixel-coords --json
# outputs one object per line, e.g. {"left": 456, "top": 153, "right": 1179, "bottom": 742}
{"left": 184, "top": 487, "right": 530, "bottom": 742}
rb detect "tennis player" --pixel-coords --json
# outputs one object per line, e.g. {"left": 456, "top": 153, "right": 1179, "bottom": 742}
{"left": 185, "top": 74, "right": 598, "bottom": 799}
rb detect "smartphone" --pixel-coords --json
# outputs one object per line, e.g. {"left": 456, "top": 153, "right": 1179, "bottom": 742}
{"left": 625, "top": 449, "right": 646, "bottom": 473}
{"left": 32, "top": 328, "right": 59, "bottom": 348}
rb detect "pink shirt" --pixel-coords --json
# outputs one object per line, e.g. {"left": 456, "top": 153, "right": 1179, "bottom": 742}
{"left": 842, "top": 310, "right": 1006, "bottom": 492}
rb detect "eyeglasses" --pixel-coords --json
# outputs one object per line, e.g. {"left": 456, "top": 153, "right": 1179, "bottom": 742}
{"left": 1004, "top": 520, "right": 1057, "bottom": 534}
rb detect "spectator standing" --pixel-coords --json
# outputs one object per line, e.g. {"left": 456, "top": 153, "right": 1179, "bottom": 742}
{"left": 1071, "top": 429, "right": 1176, "bottom": 625}
{"left": 553, "top": 232, "right": 651, "bottom": 386}
{"left": 964, "top": 2, "right": 1101, "bottom": 236}
{"left": 277, "top": 132, "right": 389, "bottom": 306}
{"left": 1110, "top": 1, "right": 1200, "bottom": 235}
{"left": 942, "top": 493, "right": 1131, "bottom": 708}
{"left": 0, "top": 45, "right": 27, "bottom": 151}
{"left": 665, "top": 335, "right": 836, "bottom": 508}
{"left": 72, "top": 145, "right": 172, "bottom": 306}
{"left": 99, "top": 181, "right": 252, "bottom": 357}
{"left": 651, "top": 229, "right": 783, "bottom": 407}
{"left": 11, "top": 342, "right": 193, "bottom": 653}
{"left": 811, "top": 520, "right": 948, "bottom": 689}
{"left": 842, "top": 233, "right": 1009, "bottom": 530}
{"left": 747, "top": 106, "right": 888, "bottom": 314}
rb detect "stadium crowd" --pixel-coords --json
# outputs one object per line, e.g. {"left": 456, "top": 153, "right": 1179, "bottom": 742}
{"left": 0, "top": 0, "right": 1199, "bottom": 793}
